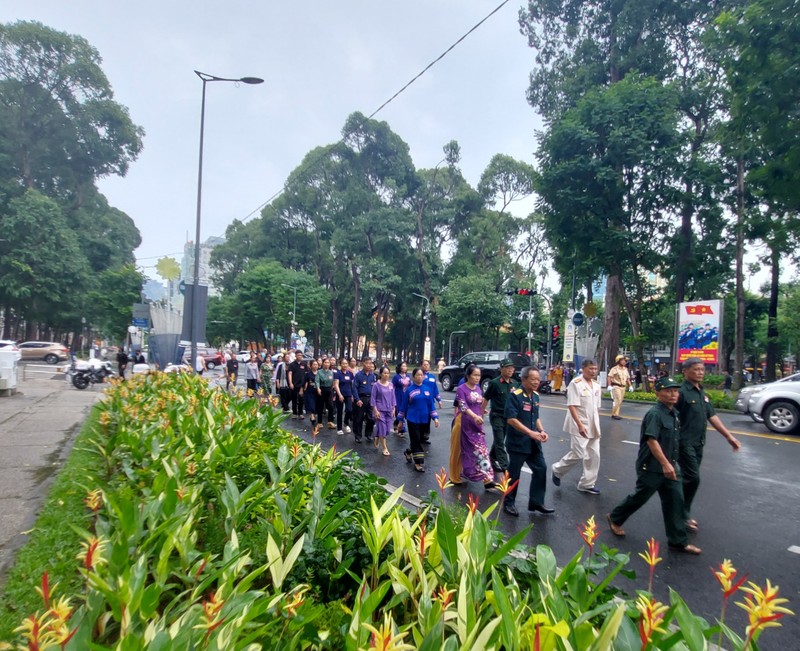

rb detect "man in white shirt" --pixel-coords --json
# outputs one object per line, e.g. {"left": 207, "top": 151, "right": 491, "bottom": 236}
{"left": 551, "top": 358, "right": 602, "bottom": 494}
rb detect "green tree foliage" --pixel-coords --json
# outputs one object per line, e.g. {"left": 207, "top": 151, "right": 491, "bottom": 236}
{"left": 87, "top": 264, "right": 145, "bottom": 339}
{"left": 211, "top": 112, "right": 537, "bottom": 359}
{"left": 0, "top": 21, "right": 143, "bottom": 341}
{"left": 715, "top": 0, "right": 800, "bottom": 212}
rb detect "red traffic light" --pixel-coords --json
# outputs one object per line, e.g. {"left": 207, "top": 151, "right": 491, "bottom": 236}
{"left": 552, "top": 325, "right": 560, "bottom": 339}
{"left": 516, "top": 288, "right": 534, "bottom": 295}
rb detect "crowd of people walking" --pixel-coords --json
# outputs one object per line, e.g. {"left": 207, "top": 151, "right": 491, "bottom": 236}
{"left": 209, "top": 346, "right": 742, "bottom": 556}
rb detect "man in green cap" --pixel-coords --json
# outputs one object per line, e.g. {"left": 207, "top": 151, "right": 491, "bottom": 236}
{"left": 482, "top": 358, "right": 518, "bottom": 473}
{"left": 677, "top": 357, "right": 741, "bottom": 533}
{"left": 606, "top": 376, "right": 701, "bottom": 554}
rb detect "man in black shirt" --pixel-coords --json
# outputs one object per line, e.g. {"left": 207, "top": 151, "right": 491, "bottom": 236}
{"left": 288, "top": 351, "right": 308, "bottom": 419}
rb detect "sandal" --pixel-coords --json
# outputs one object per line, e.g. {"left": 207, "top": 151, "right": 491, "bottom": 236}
{"left": 414, "top": 464, "right": 425, "bottom": 473}
{"left": 404, "top": 450, "right": 413, "bottom": 463}
{"left": 686, "top": 519, "right": 699, "bottom": 532}
{"left": 382, "top": 449, "right": 390, "bottom": 456}
{"left": 669, "top": 543, "right": 702, "bottom": 555}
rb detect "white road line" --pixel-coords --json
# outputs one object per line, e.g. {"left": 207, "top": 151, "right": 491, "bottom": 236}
{"left": 789, "top": 546, "right": 800, "bottom": 555}
{"left": 622, "top": 440, "right": 639, "bottom": 445}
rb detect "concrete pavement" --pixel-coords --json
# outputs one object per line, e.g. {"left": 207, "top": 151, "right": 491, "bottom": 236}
{"left": 0, "top": 373, "right": 101, "bottom": 584}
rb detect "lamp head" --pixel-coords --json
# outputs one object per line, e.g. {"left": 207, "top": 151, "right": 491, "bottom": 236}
{"left": 239, "top": 77, "right": 264, "bottom": 85}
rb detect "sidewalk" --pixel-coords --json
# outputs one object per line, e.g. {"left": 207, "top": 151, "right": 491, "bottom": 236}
{"left": 0, "top": 374, "right": 101, "bottom": 584}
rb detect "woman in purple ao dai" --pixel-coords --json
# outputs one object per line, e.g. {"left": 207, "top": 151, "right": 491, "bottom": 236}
{"left": 449, "top": 364, "right": 496, "bottom": 489}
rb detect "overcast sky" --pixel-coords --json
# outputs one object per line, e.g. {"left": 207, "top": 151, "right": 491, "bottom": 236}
{"left": 2, "top": 1, "right": 542, "bottom": 279}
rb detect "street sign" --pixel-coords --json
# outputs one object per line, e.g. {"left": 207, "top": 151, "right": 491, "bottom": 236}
{"left": 132, "top": 318, "right": 148, "bottom": 328}
{"left": 572, "top": 312, "right": 585, "bottom": 327}
{"left": 179, "top": 280, "right": 186, "bottom": 295}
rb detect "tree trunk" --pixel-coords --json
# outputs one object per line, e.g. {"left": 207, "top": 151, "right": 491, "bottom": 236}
{"left": 765, "top": 244, "right": 780, "bottom": 382}
{"left": 734, "top": 158, "right": 746, "bottom": 390}
{"left": 596, "top": 274, "right": 622, "bottom": 371}
{"left": 350, "top": 263, "right": 361, "bottom": 360}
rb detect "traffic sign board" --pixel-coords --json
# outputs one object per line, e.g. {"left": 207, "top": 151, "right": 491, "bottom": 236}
{"left": 572, "top": 312, "right": 585, "bottom": 327}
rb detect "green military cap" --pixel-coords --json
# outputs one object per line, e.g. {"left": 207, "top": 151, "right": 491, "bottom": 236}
{"left": 655, "top": 377, "right": 680, "bottom": 391}
{"left": 500, "top": 358, "right": 515, "bottom": 367}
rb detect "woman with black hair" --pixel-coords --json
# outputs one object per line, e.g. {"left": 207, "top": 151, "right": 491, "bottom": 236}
{"left": 392, "top": 361, "right": 411, "bottom": 437}
{"left": 398, "top": 367, "right": 439, "bottom": 472}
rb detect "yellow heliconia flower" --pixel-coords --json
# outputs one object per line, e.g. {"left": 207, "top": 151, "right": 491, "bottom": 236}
{"left": 497, "top": 470, "right": 519, "bottom": 496}
{"left": 362, "top": 612, "right": 415, "bottom": 651}
{"left": 636, "top": 594, "right": 669, "bottom": 648}
{"left": 712, "top": 559, "right": 747, "bottom": 599}
{"left": 639, "top": 537, "right": 662, "bottom": 569}
{"left": 77, "top": 536, "right": 107, "bottom": 572}
{"left": 84, "top": 488, "right": 103, "bottom": 512}
{"left": 578, "top": 515, "right": 600, "bottom": 555}
{"left": 736, "top": 579, "right": 794, "bottom": 641}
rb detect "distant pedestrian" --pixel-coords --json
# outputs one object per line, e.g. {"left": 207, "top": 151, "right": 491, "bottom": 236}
{"left": 717, "top": 370, "right": 733, "bottom": 397}
{"left": 353, "top": 357, "right": 376, "bottom": 442}
{"left": 333, "top": 357, "right": 354, "bottom": 435}
{"left": 225, "top": 351, "right": 239, "bottom": 394}
{"left": 607, "top": 376, "right": 702, "bottom": 555}
{"left": 551, "top": 358, "right": 602, "bottom": 494}
{"left": 288, "top": 351, "right": 308, "bottom": 419}
{"left": 116, "top": 348, "right": 129, "bottom": 379}
{"left": 302, "top": 359, "right": 319, "bottom": 430}
{"left": 552, "top": 363, "right": 564, "bottom": 392}
{"left": 392, "top": 362, "right": 411, "bottom": 437}
{"left": 315, "top": 357, "right": 335, "bottom": 428}
{"left": 194, "top": 351, "right": 206, "bottom": 376}
{"left": 135, "top": 350, "right": 146, "bottom": 365}
{"left": 260, "top": 355, "right": 273, "bottom": 394}
{"left": 371, "top": 366, "right": 396, "bottom": 456}
{"left": 274, "top": 353, "right": 292, "bottom": 412}
{"left": 607, "top": 355, "right": 632, "bottom": 419}
{"left": 244, "top": 352, "right": 260, "bottom": 394}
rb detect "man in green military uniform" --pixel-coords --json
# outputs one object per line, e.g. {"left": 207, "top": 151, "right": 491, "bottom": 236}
{"left": 607, "top": 377, "right": 701, "bottom": 554}
{"left": 503, "top": 367, "right": 554, "bottom": 517}
{"left": 482, "top": 358, "right": 518, "bottom": 473}
{"left": 677, "top": 358, "right": 741, "bottom": 533}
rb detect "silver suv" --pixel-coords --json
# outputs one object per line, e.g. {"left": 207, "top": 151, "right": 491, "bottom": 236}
{"left": 736, "top": 373, "right": 800, "bottom": 434}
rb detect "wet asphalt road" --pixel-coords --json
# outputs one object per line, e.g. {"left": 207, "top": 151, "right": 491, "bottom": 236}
{"left": 275, "top": 384, "right": 800, "bottom": 648}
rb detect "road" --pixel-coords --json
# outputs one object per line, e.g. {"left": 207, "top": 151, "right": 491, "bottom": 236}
{"left": 282, "top": 387, "right": 800, "bottom": 648}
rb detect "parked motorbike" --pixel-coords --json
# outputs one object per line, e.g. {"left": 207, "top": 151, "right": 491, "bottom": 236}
{"left": 537, "top": 377, "right": 553, "bottom": 394}
{"left": 70, "top": 358, "right": 114, "bottom": 390}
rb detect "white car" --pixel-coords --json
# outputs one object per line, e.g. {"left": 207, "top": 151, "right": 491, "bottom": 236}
{"left": 736, "top": 372, "right": 800, "bottom": 424}
{"left": 736, "top": 373, "right": 800, "bottom": 434}
{"left": 0, "top": 340, "right": 22, "bottom": 362}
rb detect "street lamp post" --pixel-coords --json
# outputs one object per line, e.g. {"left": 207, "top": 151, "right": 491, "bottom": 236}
{"left": 190, "top": 70, "right": 263, "bottom": 374}
{"left": 412, "top": 292, "right": 431, "bottom": 359}
{"left": 449, "top": 330, "right": 466, "bottom": 365}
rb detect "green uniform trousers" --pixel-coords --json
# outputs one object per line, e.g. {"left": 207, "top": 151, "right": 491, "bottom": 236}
{"left": 679, "top": 440, "right": 704, "bottom": 521}
{"left": 489, "top": 413, "right": 509, "bottom": 472}
{"left": 609, "top": 470, "right": 688, "bottom": 547}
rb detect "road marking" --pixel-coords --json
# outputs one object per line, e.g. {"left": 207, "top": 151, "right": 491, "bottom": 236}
{"left": 622, "top": 440, "right": 638, "bottom": 446}
{"left": 789, "top": 546, "right": 800, "bottom": 555}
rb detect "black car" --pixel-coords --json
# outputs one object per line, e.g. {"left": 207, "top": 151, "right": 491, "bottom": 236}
{"left": 439, "top": 351, "right": 532, "bottom": 393}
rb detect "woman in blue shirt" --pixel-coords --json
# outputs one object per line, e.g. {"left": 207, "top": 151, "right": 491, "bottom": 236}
{"left": 398, "top": 367, "right": 439, "bottom": 472}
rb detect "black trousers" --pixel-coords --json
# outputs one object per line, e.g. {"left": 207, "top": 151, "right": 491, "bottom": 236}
{"left": 353, "top": 396, "right": 374, "bottom": 440}
{"left": 336, "top": 396, "right": 353, "bottom": 430}
{"left": 317, "top": 387, "right": 335, "bottom": 424}
{"left": 506, "top": 448, "right": 547, "bottom": 508}
{"left": 405, "top": 421, "right": 427, "bottom": 465}
{"left": 291, "top": 385, "right": 304, "bottom": 416}
{"left": 277, "top": 385, "right": 291, "bottom": 410}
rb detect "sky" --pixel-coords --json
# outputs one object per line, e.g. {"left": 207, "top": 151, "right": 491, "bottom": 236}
{"left": 2, "top": 1, "right": 543, "bottom": 280}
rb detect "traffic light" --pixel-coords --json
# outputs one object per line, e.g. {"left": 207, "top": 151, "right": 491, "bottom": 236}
{"left": 551, "top": 325, "right": 560, "bottom": 345}
{"left": 503, "top": 288, "right": 536, "bottom": 296}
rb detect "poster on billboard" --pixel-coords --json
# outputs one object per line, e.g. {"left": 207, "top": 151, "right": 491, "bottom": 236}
{"left": 676, "top": 300, "right": 723, "bottom": 365}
